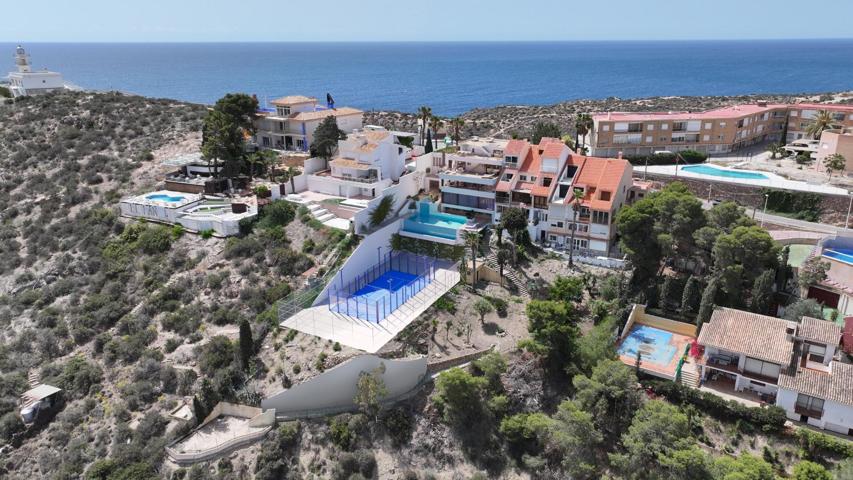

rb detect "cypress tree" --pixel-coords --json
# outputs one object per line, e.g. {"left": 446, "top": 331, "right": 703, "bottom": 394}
{"left": 776, "top": 245, "right": 790, "bottom": 292}
{"left": 680, "top": 275, "right": 701, "bottom": 316}
{"left": 697, "top": 278, "right": 719, "bottom": 326}
{"left": 659, "top": 276, "right": 677, "bottom": 312}
{"left": 750, "top": 270, "right": 775, "bottom": 315}
{"left": 424, "top": 129, "right": 433, "bottom": 153}
{"left": 239, "top": 319, "right": 254, "bottom": 371}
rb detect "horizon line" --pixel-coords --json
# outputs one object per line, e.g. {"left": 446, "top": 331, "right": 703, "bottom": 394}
{"left": 3, "top": 37, "right": 853, "bottom": 44}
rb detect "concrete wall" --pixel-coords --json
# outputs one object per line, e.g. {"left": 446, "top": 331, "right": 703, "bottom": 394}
{"left": 261, "top": 355, "right": 428, "bottom": 417}
{"left": 622, "top": 304, "right": 698, "bottom": 338}
{"left": 351, "top": 171, "right": 421, "bottom": 234}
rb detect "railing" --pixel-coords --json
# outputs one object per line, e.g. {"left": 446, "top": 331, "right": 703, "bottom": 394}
{"left": 674, "top": 343, "right": 691, "bottom": 382}
{"left": 328, "top": 251, "right": 437, "bottom": 323}
{"left": 794, "top": 405, "right": 824, "bottom": 419}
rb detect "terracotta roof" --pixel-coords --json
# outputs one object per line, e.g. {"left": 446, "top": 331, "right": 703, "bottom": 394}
{"left": 330, "top": 158, "right": 371, "bottom": 170}
{"left": 291, "top": 107, "right": 363, "bottom": 122}
{"left": 362, "top": 130, "right": 390, "bottom": 142}
{"left": 358, "top": 143, "right": 380, "bottom": 152}
{"left": 779, "top": 361, "right": 853, "bottom": 406}
{"left": 541, "top": 142, "right": 565, "bottom": 159}
{"left": 504, "top": 139, "right": 528, "bottom": 157}
{"left": 697, "top": 308, "right": 796, "bottom": 365}
{"left": 515, "top": 182, "right": 534, "bottom": 192}
{"left": 567, "top": 156, "right": 630, "bottom": 210}
{"left": 271, "top": 95, "right": 316, "bottom": 106}
{"left": 517, "top": 144, "right": 541, "bottom": 175}
{"left": 798, "top": 317, "right": 842, "bottom": 346}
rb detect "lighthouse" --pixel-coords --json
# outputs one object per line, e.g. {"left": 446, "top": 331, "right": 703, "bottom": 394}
{"left": 14, "top": 45, "right": 31, "bottom": 73}
{"left": 7, "top": 45, "right": 66, "bottom": 97}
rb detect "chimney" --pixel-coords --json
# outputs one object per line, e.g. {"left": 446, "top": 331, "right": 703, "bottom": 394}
{"left": 617, "top": 151, "right": 623, "bottom": 159}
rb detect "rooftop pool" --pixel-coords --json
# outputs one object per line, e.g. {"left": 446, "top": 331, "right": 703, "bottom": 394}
{"left": 146, "top": 193, "right": 186, "bottom": 203}
{"left": 682, "top": 165, "right": 769, "bottom": 180}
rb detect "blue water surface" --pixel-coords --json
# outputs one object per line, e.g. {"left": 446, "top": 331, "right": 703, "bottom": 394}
{"left": 682, "top": 165, "right": 769, "bottom": 179}
{"left": 5, "top": 40, "right": 853, "bottom": 115}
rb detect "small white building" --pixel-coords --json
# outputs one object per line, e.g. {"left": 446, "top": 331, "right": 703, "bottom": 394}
{"left": 7, "top": 45, "right": 67, "bottom": 97}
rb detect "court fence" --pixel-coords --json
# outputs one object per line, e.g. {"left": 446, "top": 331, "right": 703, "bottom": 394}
{"left": 328, "top": 251, "right": 437, "bottom": 322}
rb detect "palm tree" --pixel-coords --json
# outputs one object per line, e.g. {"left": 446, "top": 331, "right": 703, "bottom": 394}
{"left": 429, "top": 115, "right": 442, "bottom": 149}
{"left": 463, "top": 231, "right": 480, "bottom": 288}
{"left": 418, "top": 106, "right": 432, "bottom": 145}
{"left": 574, "top": 113, "right": 593, "bottom": 153}
{"left": 806, "top": 110, "right": 840, "bottom": 139}
{"left": 450, "top": 117, "right": 465, "bottom": 146}
{"left": 496, "top": 245, "right": 510, "bottom": 287}
{"left": 286, "top": 166, "right": 297, "bottom": 193}
{"left": 568, "top": 187, "right": 584, "bottom": 268}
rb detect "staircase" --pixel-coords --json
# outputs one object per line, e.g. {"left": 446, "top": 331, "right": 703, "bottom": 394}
{"left": 285, "top": 194, "right": 345, "bottom": 229}
{"left": 484, "top": 251, "right": 529, "bottom": 297}
{"left": 679, "top": 362, "right": 701, "bottom": 388}
{"left": 27, "top": 370, "right": 40, "bottom": 389}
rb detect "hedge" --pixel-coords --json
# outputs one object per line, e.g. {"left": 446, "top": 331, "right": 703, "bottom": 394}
{"left": 642, "top": 379, "right": 787, "bottom": 432}
{"left": 796, "top": 428, "right": 853, "bottom": 460}
{"left": 625, "top": 150, "right": 708, "bottom": 166}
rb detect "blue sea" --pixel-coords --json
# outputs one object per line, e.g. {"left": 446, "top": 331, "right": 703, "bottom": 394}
{"left": 3, "top": 41, "right": 853, "bottom": 116}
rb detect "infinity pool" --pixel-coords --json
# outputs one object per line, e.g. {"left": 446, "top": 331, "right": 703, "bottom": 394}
{"left": 682, "top": 165, "right": 768, "bottom": 180}
{"left": 402, "top": 201, "right": 468, "bottom": 240}
{"left": 146, "top": 193, "right": 186, "bottom": 202}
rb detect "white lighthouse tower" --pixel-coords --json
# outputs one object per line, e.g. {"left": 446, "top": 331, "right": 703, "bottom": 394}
{"left": 7, "top": 45, "right": 66, "bottom": 97}
{"left": 14, "top": 45, "right": 32, "bottom": 73}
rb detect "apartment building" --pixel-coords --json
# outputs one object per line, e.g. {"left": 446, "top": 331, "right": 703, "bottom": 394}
{"left": 544, "top": 155, "right": 633, "bottom": 255}
{"left": 495, "top": 138, "right": 570, "bottom": 240}
{"left": 254, "top": 95, "right": 363, "bottom": 152}
{"left": 590, "top": 103, "right": 853, "bottom": 158}
{"left": 698, "top": 308, "right": 852, "bottom": 435}
{"left": 817, "top": 127, "right": 853, "bottom": 175}
{"left": 306, "top": 129, "right": 409, "bottom": 198}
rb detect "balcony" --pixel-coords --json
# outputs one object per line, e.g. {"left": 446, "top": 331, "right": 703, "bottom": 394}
{"left": 700, "top": 356, "right": 779, "bottom": 385}
{"left": 794, "top": 405, "right": 823, "bottom": 419}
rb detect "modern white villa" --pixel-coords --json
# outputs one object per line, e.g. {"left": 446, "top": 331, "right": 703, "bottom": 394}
{"left": 6, "top": 45, "right": 69, "bottom": 97}
{"left": 698, "top": 308, "right": 853, "bottom": 435}
{"left": 253, "top": 95, "right": 363, "bottom": 152}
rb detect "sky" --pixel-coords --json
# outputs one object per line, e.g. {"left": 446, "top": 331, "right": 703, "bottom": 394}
{"left": 6, "top": 0, "right": 853, "bottom": 42}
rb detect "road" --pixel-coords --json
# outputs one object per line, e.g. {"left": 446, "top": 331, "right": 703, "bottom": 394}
{"left": 700, "top": 201, "right": 848, "bottom": 235}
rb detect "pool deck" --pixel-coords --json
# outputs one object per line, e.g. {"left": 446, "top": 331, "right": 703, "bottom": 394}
{"left": 645, "top": 165, "right": 849, "bottom": 196}
{"left": 617, "top": 324, "right": 694, "bottom": 380}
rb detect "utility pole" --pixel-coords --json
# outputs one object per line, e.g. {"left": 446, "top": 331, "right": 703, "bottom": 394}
{"left": 846, "top": 194, "right": 852, "bottom": 230}
{"left": 760, "top": 194, "right": 770, "bottom": 227}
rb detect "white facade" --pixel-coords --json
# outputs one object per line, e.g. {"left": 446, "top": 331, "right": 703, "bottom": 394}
{"left": 7, "top": 45, "right": 66, "bottom": 97}
{"left": 254, "top": 95, "right": 364, "bottom": 153}
{"left": 776, "top": 386, "right": 853, "bottom": 435}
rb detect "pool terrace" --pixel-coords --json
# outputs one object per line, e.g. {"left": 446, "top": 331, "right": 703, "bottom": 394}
{"left": 618, "top": 305, "right": 697, "bottom": 380}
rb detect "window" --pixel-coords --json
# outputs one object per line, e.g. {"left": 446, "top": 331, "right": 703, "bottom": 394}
{"left": 720, "top": 121, "right": 727, "bottom": 127}
{"left": 673, "top": 121, "right": 686, "bottom": 132}
{"left": 602, "top": 125, "right": 610, "bottom": 132}
{"left": 549, "top": 235, "right": 557, "bottom": 241}
{"left": 703, "top": 135, "right": 711, "bottom": 141}
{"left": 704, "top": 122, "right": 713, "bottom": 130}
{"left": 646, "top": 136, "right": 653, "bottom": 143}
{"left": 530, "top": 176, "right": 537, "bottom": 182}
{"left": 556, "top": 221, "right": 564, "bottom": 228}
{"left": 790, "top": 111, "right": 798, "bottom": 117}
{"left": 661, "top": 123, "right": 669, "bottom": 130}
{"left": 744, "top": 357, "right": 781, "bottom": 379}
{"left": 646, "top": 124, "right": 655, "bottom": 131}
{"left": 296, "top": 139, "right": 305, "bottom": 149}
{"left": 599, "top": 191, "right": 611, "bottom": 201}
{"left": 796, "top": 393, "right": 825, "bottom": 417}
{"left": 503, "top": 173, "right": 514, "bottom": 181}
{"left": 542, "top": 177, "right": 552, "bottom": 187}
{"left": 276, "top": 106, "right": 291, "bottom": 116}
{"left": 505, "top": 156, "right": 518, "bottom": 165}
{"left": 591, "top": 210, "right": 609, "bottom": 225}
{"left": 520, "top": 175, "right": 527, "bottom": 181}
{"left": 806, "top": 343, "right": 827, "bottom": 364}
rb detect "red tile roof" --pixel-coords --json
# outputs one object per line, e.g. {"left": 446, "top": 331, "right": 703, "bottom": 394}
{"left": 517, "top": 144, "right": 540, "bottom": 174}
{"left": 541, "top": 142, "right": 565, "bottom": 159}
{"left": 566, "top": 155, "right": 630, "bottom": 210}
{"left": 504, "top": 139, "right": 528, "bottom": 156}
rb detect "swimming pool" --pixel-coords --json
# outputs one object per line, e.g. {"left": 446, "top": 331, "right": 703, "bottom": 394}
{"left": 146, "top": 193, "right": 186, "bottom": 203}
{"left": 682, "top": 165, "right": 769, "bottom": 180}
{"left": 823, "top": 248, "right": 853, "bottom": 265}
{"left": 402, "top": 201, "right": 468, "bottom": 240}
{"left": 617, "top": 325, "right": 678, "bottom": 365}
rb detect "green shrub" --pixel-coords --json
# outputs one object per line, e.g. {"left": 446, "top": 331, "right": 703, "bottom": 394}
{"left": 136, "top": 225, "right": 173, "bottom": 254}
{"left": 625, "top": 150, "right": 707, "bottom": 166}
{"left": 796, "top": 428, "right": 853, "bottom": 460}
{"left": 259, "top": 201, "right": 296, "bottom": 228}
{"left": 200, "top": 229, "right": 214, "bottom": 239}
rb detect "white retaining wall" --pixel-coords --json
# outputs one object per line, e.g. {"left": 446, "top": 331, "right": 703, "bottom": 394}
{"left": 261, "top": 355, "right": 428, "bottom": 417}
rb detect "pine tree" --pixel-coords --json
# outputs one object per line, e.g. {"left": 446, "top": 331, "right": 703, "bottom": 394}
{"left": 239, "top": 319, "right": 254, "bottom": 371}
{"left": 680, "top": 275, "right": 701, "bottom": 316}
{"left": 697, "top": 278, "right": 719, "bottom": 326}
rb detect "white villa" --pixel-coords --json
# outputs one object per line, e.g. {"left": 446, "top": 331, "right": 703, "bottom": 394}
{"left": 698, "top": 308, "right": 852, "bottom": 435}
{"left": 254, "top": 95, "right": 363, "bottom": 152}
{"left": 307, "top": 128, "right": 411, "bottom": 199}
{"left": 6, "top": 45, "right": 68, "bottom": 97}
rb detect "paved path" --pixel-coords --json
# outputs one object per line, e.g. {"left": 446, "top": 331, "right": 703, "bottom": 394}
{"left": 701, "top": 200, "right": 848, "bottom": 235}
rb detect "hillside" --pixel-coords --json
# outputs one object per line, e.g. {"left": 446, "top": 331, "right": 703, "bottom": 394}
{"left": 0, "top": 92, "right": 851, "bottom": 480}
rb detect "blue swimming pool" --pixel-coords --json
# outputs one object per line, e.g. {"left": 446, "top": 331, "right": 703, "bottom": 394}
{"left": 618, "top": 325, "right": 678, "bottom": 365}
{"left": 146, "top": 193, "right": 186, "bottom": 202}
{"left": 823, "top": 248, "right": 853, "bottom": 265}
{"left": 402, "top": 201, "right": 468, "bottom": 240}
{"left": 682, "top": 165, "right": 768, "bottom": 180}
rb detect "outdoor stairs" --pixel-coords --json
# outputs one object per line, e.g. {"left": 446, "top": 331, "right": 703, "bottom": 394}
{"left": 679, "top": 362, "right": 701, "bottom": 388}
{"left": 27, "top": 370, "right": 40, "bottom": 389}
{"left": 484, "top": 252, "right": 529, "bottom": 297}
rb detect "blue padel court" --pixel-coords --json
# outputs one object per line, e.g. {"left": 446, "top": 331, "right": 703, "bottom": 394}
{"left": 328, "top": 251, "right": 437, "bottom": 323}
